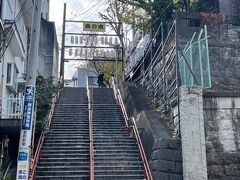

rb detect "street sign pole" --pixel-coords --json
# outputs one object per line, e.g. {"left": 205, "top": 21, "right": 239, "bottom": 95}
{"left": 16, "top": 0, "right": 42, "bottom": 179}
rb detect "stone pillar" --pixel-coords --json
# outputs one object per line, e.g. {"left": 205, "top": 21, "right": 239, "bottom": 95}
{"left": 179, "top": 86, "right": 208, "bottom": 180}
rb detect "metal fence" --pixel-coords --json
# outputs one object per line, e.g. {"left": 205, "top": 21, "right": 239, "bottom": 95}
{"left": 133, "top": 20, "right": 178, "bottom": 113}
{"left": 0, "top": 98, "right": 23, "bottom": 119}
{"left": 125, "top": 20, "right": 212, "bottom": 135}
{"left": 178, "top": 25, "right": 211, "bottom": 88}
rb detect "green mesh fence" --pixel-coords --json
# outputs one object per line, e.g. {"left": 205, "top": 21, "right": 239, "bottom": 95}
{"left": 178, "top": 25, "right": 211, "bottom": 88}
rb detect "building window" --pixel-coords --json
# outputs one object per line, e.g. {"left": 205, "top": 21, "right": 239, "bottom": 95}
{"left": 6, "top": 63, "right": 12, "bottom": 84}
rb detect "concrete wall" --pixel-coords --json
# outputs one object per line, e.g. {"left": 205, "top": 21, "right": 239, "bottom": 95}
{"left": 203, "top": 92, "right": 240, "bottom": 179}
{"left": 177, "top": 12, "right": 240, "bottom": 86}
{"left": 119, "top": 82, "right": 183, "bottom": 180}
{"left": 38, "top": 18, "right": 59, "bottom": 82}
{"left": 209, "top": 42, "right": 240, "bottom": 86}
{"left": 219, "top": 0, "right": 240, "bottom": 16}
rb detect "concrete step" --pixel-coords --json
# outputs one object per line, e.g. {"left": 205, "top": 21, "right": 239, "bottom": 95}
{"left": 53, "top": 113, "right": 88, "bottom": 116}
{"left": 35, "top": 175, "right": 89, "bottom": 180}
{"left": 94, "top": 174, "right": 144, "bottom": 180}
{"left": 36, "top": 170, "right": 89, "bottom": 176}
{"left": 38, "top": 157, "right": 89, "bottom": 162}
{"left": 48, "top": 132, "right": 89, "bottom": 136}
{"left": 51, "top": 121, "right": 88, "bottom": 124}
{"left": 37, "top": 161, "right": 89, "bottom": 166}
{"left": 41, "top": 149, "right": 89, "bottom": 154}
{"left": 94, "top": 161, "right": 142, "bottom": 166}
{"left": 48, "top": 132, "right": 89, "bottom": 135}
{"left": 46, "top": 136, "right": 89, "bottom": 140}
{"left": 94, "top": 156, "right": 140, "bottom": 161}
{"left": 50, "top": 129, "right": 89, "bottom": 132}
{"left": 37, "top": 165, "right": 89, "bottom": 171}
{"left": 41, "top": 146, "right": 89, "bottom": 151}
{"left": 40, "top": 153, "right": 89, "bottom": 158}
{"left": 93, "top": 138, "right": 135, "bottom": 142}
{"left": 94, "top": 169, "right": 144, "bottom": 175}
{"left": 44, "top": 139, "right": 89, "bottom": 143}
{"left": 52, "top": 116, "right": 88, "bottom": 119}
{"left": 94, "top": 153, "right": 139, "bottom": 158}
{"left": 94, "top": 149, "right": 138, "bottom": 153}
{"left": 93, "top": 145, "right": 136, "bottom": 150}
{"left": 43, "top": 142, "right": 89, "bottom": 147}
{"left": 94, "top": 165, "right": 143, "bottom": 171}
{"left": 50, "top": 126, "right": 89, "bottom": 129}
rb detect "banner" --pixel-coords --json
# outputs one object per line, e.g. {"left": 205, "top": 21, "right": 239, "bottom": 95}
{"left": 16, "top": 85, "right": 35, "bottom": 180}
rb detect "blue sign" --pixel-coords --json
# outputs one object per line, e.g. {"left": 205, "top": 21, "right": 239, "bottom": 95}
{"left": 18, "top": 152, "right": 28, "bottom": 161}
{"left": 25, "top": 86, "right": 35, "bottom": 101}
{"left": 21, "top": 86, "right": 35, "bottom": 130}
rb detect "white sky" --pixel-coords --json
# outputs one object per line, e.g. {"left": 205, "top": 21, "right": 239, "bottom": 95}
{"left": 49, "top": 0, "right": 107, "bottom": 79}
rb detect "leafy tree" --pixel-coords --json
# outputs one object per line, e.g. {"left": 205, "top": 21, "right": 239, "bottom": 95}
{"left": 98, "top": 62, "right": 123, "bottom": 85}
{"left": 35, "top": 75, "right": 58, "bottom": 136}
{"left": 98, "top": 0, "right": 127, "bottom": 50}
{"left": 120, "top": 0, "right": 199, "bottom": 31}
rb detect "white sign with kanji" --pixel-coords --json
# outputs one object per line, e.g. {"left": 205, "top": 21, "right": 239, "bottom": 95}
{"left": 83, "top": 21, "right": 106, "bottom": 32}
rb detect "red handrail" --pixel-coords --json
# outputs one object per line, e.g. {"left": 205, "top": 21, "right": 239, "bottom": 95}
{"left": 86, "top": 76, "right": 94, "bottom": 180}
{"left": 131, "top": 117, "right": 153, "bottom": 180}
{"left": 111, "top": 79, "right": 153, "bottom": 180}
{"left": 29, "top": 92, "right": 59, "bottom": 180}
{"left": 89, "top": 106, "right": 94, "bottom": 180}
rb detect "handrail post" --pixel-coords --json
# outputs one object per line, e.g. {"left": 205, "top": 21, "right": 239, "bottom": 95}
{"left": 86, "top": 76, "right": 94, "bottom": 180}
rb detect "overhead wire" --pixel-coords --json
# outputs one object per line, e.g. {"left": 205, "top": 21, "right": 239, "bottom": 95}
{"left": 67, "top": 0, "right": 102, "bottom": 21}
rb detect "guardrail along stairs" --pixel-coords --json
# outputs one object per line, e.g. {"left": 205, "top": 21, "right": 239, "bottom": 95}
{"left": 35, "top": 87, "right": 90, "bottom": 179}
{"left": 92, "top": 88, "right": 145, "bottom": 180}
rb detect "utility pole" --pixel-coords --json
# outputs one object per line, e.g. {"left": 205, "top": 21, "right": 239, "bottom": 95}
{"left": 16, "top": 0, "right": 42, "bottom": 179}
{"left": 60, "top": 3, "right": 66, "bottom": 84}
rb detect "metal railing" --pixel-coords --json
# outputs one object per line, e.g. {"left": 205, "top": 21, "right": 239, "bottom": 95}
{"left": 86, "top": 76, "right": 94, "bottom": 180}
{"left": 178, "top": 25, "right": 211, "bottom": 88}
{"left": 29, "top": 92, "right": 60, "bottom": 180}
{"left": 111, "top": 77, "right": 153, "bottom": 180}
{"left": 0, "top": 98, "right": 23, "bottom": 119}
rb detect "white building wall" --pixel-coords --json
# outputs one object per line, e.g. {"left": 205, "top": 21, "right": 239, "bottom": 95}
{"left": 0, "top": 0, "right": 32, "bottom": 118}
{"left": 72, "top": 68, "right": 98, "bottom": 87}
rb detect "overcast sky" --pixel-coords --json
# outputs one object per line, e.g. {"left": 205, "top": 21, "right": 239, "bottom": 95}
{"left": 49, "top": 0, "right": 106, "bottom": 79}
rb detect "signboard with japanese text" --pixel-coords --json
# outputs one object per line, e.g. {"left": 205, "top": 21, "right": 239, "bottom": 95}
{"left": 21, "top": 86, "right": 34, "bottom": 130}
{"left": 83, "top": 21, "right": 106, "bottom": 32}
{"left": 16, "top": 85, "right": 35, "bottom": 180}
{"left": 16, "top": 148, "right": 29, "bottom": 180}
{"left": 64, "top": 20, "right": 123, "bottom": 62}
{"left": 65, "top": 47, "right": 123, "bottom": 61}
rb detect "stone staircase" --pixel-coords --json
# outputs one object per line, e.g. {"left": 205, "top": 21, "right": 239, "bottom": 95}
{"left": 92, "top": 88, "right": 145, "bottom": 180}
{"left": 35, "top": 87, "right": 145, "bottom": 180}
{"left": 36, "top": 88, "right": 90, "bottom": 179}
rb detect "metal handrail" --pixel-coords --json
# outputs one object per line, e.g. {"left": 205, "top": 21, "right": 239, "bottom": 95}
{"left": 111, "top": 78, "right": 153, "bottom": 180}
{"left": 86, "top": 76, "right": 94, "bottom": 180}
{"left": 29, "top": 92, "right": 59, "bottom": 180}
